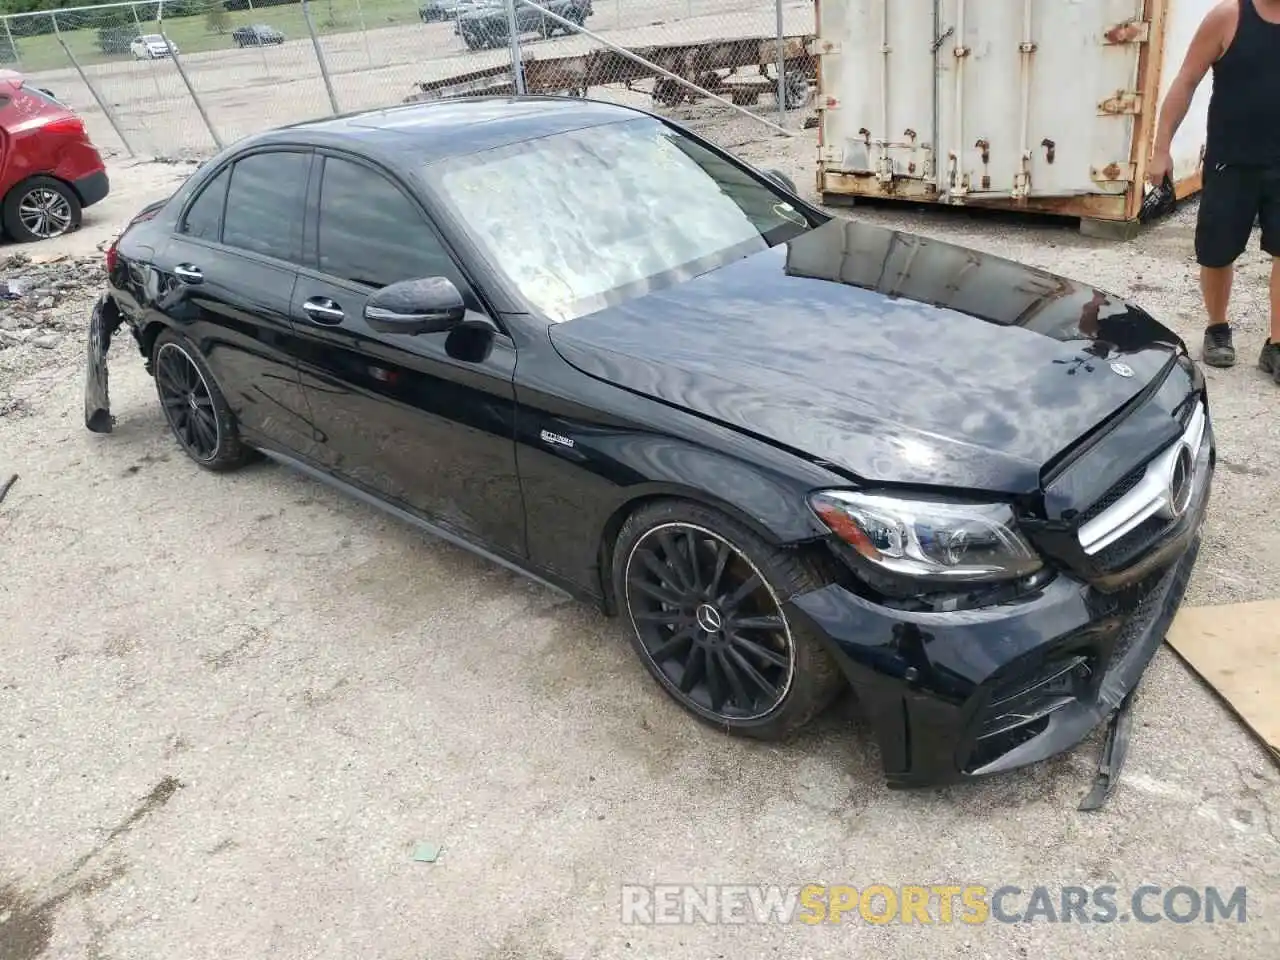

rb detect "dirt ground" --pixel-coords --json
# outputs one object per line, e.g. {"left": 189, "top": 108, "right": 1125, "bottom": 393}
{"left": 2, "top": 124, "right": 1279, "bottom": 958}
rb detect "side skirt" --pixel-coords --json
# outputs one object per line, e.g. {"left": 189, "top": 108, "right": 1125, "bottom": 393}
{"left": 254, "top": 445, "right": 601, "bottom": 607}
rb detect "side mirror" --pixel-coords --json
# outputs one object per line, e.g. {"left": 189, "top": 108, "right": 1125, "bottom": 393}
{"left": 365, "top": 277, "right": 466, "bottom": 335}
{"left": 763, "top": 168, "right": 798, "bottom": 195}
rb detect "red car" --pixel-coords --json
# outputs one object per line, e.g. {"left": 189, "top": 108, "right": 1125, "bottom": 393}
{"left": 0, "top": 69, "right": 109, "bottom": 243}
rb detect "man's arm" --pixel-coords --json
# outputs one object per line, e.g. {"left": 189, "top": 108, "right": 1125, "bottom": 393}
{"left": 1149, "top": 0, "right": 1233, "bottom": 184}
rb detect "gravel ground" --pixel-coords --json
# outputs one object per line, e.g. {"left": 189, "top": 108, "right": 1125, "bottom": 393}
{"left": 1, "top": 127, "right": 1278, "bottom": 960}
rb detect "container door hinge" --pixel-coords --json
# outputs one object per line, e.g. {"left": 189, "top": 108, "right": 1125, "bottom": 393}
{"left": 1098, "top": 91, "right": 1143, "bottom": 116}
{"left": 1092, "top": 163, "right": 1136, "bottom": 184}
{"left": 1103, "top": 19, "right": 1151, "bottom": 45}
{"left": 819, "top": 145, "right": 844, "bottom": 165}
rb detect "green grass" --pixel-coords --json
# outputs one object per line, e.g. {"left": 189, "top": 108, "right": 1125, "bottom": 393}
{"left": 6, "top": 0, "right": 426, "bottom": 72}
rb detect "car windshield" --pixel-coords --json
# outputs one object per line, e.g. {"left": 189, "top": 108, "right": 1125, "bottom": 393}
{"left": 142, "top": 34, "right": 164, "bottom": 42}
{"left": 428, "top": 116, "right": 817, "bottom": 322}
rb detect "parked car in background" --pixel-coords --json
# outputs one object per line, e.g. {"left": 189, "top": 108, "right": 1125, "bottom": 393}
{"left": 232, "top": 24, "right": 286, "bottom": 47}
{"left": 130, "top": 34, "right": 180, "bottom": 60}
{"left": 420, "top": 0, "right": 490, "bottom": 22}
{"left": 458, "top": 0, "right": 591, "bottom": 49}
{"left": 84, "top": 97, "right": 1212, "bottom": 788}
{"left": 0, "top": 70, "right": 108, "bottom": 242}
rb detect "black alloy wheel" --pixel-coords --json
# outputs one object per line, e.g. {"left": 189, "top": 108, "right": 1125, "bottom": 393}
{"left": 614, "top": 501, "right": 844, "bottom": 739}
{"left": 151, "top": 329, "right": 254, "bottom": 471}
{"left": 156, "top": 341, "right": 220, "bottom": 461}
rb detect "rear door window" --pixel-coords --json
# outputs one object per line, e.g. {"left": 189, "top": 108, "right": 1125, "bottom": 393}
{"left": 221, "top": 150, "right": 309, "bottom": 264}
{"left": 179, "top": 166, "right": 230, "bottom": 242}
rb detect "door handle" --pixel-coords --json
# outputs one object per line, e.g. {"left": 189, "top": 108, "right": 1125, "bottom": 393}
{"left": 173, "top": 263, "right": 203, "bottom": 284}
{"left": 302, "top": 296, "right": 345, "bottom": 325}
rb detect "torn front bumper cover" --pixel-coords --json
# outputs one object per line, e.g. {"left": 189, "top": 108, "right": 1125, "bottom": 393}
{"left": 84, "top": 293, "right": 124, "bottom": 434}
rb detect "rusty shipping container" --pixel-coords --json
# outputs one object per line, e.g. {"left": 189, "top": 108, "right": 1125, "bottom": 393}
{"left": 812, "top": 0, "right": 1216, "bottom": 227}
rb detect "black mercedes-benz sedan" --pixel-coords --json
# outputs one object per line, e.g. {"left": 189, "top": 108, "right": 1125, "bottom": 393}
{"left": 84, "top": 96, "right": 1214, "bottom": 788}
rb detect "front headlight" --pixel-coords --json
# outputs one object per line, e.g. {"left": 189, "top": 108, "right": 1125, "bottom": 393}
{"left": 809, "top": 490, "right": 1043, "bottom": 583}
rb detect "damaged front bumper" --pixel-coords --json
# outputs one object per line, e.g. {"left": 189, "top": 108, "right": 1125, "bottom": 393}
{"left": 788, "top": 422, "right": 1214, "bottom": 789}
{"left": 84, "top": 293, "right": 125, "bottom": 434}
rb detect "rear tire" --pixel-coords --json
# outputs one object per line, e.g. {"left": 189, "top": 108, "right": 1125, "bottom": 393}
{"left": 611, "top": 499, "right": 844, "bottom": 741}
{"left": 2, "top": 176, "right": 81, "bottom": 243}
{"left": 151, "top": 328, "right": 254, "bottom": 472}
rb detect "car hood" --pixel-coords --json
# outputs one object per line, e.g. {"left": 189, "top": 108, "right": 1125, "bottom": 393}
{"left": 547, "top": 216, "right": 1185, "bottom": 494}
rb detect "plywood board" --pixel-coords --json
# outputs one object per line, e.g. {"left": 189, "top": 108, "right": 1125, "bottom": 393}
{"left": 1166, "top": 599, "right": 1280, "bottom": 759}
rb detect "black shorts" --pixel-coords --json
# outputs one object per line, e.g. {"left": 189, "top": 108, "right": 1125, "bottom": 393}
{"left": 1195, "top": 162, "right": 1280, "bottom": 268}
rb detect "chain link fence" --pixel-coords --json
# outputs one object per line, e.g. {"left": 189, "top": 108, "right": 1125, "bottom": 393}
{"left": 1, "top": 0, "right": 815, "bottom": 161}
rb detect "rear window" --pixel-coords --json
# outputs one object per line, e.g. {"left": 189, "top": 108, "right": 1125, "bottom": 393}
{"left": 21, "top": 87, "right": 62, "bottom": 108}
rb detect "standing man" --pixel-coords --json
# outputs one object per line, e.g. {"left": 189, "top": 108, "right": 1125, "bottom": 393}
{"left": 1148, "top": 0, "right": 1280, "bottom": 383}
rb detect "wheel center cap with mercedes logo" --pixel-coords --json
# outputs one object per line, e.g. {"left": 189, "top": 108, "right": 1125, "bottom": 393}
{"left": 1168, "top": 444, "right": 1194, "bottom": 518}
{"left": 695, "top": 604, "right": 723, "bottom": 633}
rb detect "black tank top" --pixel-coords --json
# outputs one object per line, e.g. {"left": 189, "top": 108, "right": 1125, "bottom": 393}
{"left": 1206, "top": 0, "right": 1280, "bottom": 166}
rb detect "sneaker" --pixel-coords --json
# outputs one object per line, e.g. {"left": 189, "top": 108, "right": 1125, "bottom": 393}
{"left": 1259, "top": 339, "right": 1280, "bottom": 384}
{"left": 1202, "top": 324, "right": 1237, "bottom": 367}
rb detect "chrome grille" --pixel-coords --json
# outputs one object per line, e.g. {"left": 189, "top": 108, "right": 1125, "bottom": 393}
{"left": 1077, "top": 401, "right": 1207, "bottom": 559}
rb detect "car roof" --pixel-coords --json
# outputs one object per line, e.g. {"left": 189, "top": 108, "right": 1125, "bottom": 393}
{"left": 241, "top": 96, "right": 647, "bottom": 170}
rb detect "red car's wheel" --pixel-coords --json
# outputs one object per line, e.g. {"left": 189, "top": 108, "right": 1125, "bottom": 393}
{"left": 2, "top": 176, "right": 81, "bottom": 243}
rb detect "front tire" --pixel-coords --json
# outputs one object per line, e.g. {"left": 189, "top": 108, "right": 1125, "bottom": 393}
{"left": 2, "top": 176, "right": 81, "bottom": 242}
{"left": 612, "top": 500, "right": 844, "bottom": 740}
{"left": 151, "top": 329, "right": 254, "bottom": 472}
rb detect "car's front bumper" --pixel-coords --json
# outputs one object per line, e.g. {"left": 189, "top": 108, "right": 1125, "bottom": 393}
{"left": 787, "top": 421, "right": 1213, "bottom": 789}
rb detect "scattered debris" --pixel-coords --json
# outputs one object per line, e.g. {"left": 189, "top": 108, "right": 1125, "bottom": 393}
{"left": 0, "top": 251, "right": 104, "bottom": 321}
{"left": 1, "top": 251, "right": 106, "bottom": 417}
{"left": 412, "top": 842, "right": 442, "bottom": 863}
{"left": 0, "top": 397, "right": 31, "bottom": 419}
